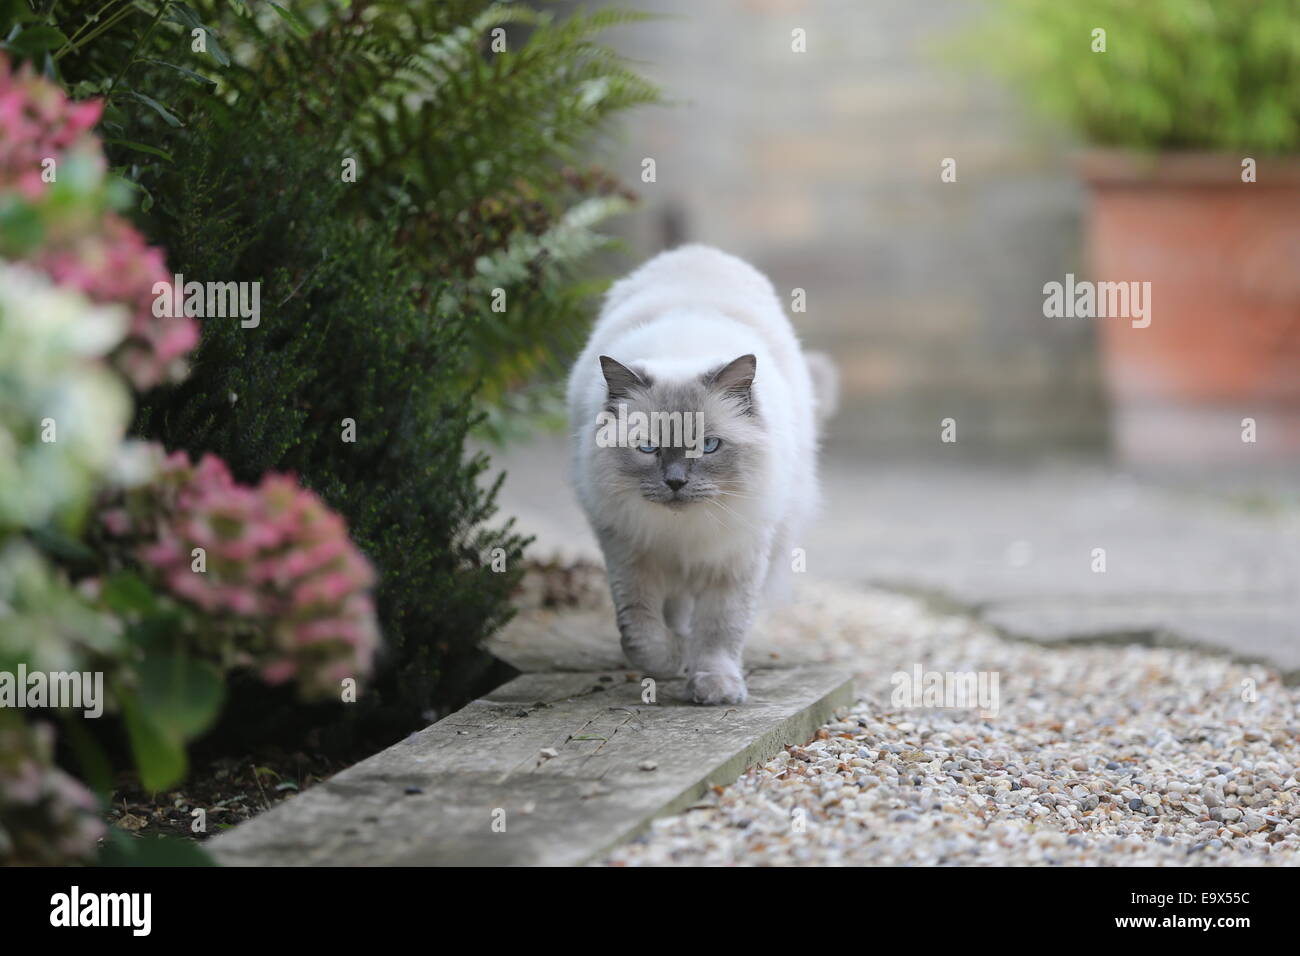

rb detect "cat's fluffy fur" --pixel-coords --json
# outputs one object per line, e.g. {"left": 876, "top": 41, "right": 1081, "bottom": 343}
{"left": 567, "top": 245, "right": 831, "bottom": 704}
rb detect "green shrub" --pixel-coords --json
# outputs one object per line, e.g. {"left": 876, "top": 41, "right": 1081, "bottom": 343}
{"left": 960, "top": 0, "right": 1300, "bottom": 152}
{"left": 46, "top": 0, "right": 657, "bottom": 412}
{"left": 22, "top": 0, "right": 656, "bottom": 739}
{"left": 132, "top": 119, "right": 527, "bottom": 736}
{"left": 0, "top": 0, "right": 655, "bottom": 865}
{"left": 0, "top": 55, "right": 387, "bottom": 861}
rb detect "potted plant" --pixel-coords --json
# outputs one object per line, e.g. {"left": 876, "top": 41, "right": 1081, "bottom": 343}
{"left": 967, "top": 0, "right": 1300, "bottom": 465}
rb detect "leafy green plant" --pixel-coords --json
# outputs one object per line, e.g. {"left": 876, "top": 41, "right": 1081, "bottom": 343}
{"left": 7, "top": 0, "right": 657, "bottom": 735}
{"left": 0, "top": 1, "right": 655, "bottom": 826}
{"left": 26, "top": 0, "right": 658, "bottom": 411}
{"left": 0, "top": 56, "right": 391, "bottom": 864}
{"left": 959, "top": 0, "right": 1300, "bottom": 152}
{"left": 129, "top": 117, "right": 529, "bottom": 735}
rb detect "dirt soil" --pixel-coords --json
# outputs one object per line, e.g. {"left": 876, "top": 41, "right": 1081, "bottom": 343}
{"left": 106, "top": 749, "right": 348, "bottom": 843}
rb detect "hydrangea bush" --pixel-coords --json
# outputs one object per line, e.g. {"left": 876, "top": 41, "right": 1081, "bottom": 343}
{"left": 0, "top": 54, "right": 199, "bottom": 390}
{"left": 0, "top": 720, "right": 105, "bottom": 866}
{"left": 0, "top": 55, "right": 380, "bottom": 864}
{"left": 101, "top": 447, "right": 380, "bottom": 699}
{"left": 0, "top": 57, "right": 104, "bottom": 200}
{"left": 37, "top": 213, "right": 198, "bottom": 389}
{"left": 2, "top": 0, "right": 649, "bottom": 865}
{"left": 0, "top": 262, "right": 130, "bottom": 531}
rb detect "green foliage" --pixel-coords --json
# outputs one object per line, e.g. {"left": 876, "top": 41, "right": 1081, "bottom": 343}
{"left": 98, "top": 829, "right": 218, "bottom": 865}
{"left": 3, "top": 0, "right": 655, "bottom": 753}
{"left": 127, "top": 117, "right": 528, "bottom": 736}
{"left": 959, "top": 0, "right": 1300, "bottom": 152}
{"left": 122, "top": 632, "right": 226, "bottom": 791}
{"left": 0, "top": 2, "right": 658, "bottom": 864}
{"left": 0, "top": 69, "right": 244, "bottom": 804}
{"left": 32, "top": 0, "right": 658, "bottom": 410}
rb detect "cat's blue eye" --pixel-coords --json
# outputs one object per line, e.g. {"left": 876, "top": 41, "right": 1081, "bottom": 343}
{"left": 637, "top": 443, "right": 658, "bottom": 454}
{"left": 702, "top": 437, "right": 722, "bottom": 454}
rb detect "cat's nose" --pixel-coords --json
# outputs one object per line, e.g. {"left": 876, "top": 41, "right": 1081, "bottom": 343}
{"left": 665, "top": 476, "right": 687, "bottom": 492}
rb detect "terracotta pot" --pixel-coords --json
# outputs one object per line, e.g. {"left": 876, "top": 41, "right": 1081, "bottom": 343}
{"left": 1080, "top": 151, "right": 1300, "bottom": 465}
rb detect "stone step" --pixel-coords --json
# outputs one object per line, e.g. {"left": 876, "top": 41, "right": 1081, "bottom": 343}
{"left": 209, "top": 665, "right": 852, "bottom": 866}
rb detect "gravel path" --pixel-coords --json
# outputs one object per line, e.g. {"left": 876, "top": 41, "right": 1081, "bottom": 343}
{"left": 601, "top": 585, "right": 1300, "bottom": 866}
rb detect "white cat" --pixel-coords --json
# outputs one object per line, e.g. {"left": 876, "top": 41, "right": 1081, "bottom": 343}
{"left": 567, "top": 245, "right": 833, "bottom": 704}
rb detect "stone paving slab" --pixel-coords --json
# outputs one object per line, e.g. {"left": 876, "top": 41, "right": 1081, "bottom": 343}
{"left": 983, "top": 601, "right": 1300, "bottom": 675}
{"left": 209, "top": 665, "right": 852, "bottom": 866}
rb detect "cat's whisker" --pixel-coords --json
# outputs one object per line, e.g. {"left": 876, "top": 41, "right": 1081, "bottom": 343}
{"left": 704, "top": 496, "right": 764, "bottom": 536}
{"left": 698, "top": 503, "right": 725, "bottom": 529}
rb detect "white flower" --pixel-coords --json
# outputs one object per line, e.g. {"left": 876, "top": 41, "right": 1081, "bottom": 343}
{"left": 0, "top": 261, "right": 131, "bottom": 530}
{"left": 106, "top": 439, "right": 166, "bottom": 490}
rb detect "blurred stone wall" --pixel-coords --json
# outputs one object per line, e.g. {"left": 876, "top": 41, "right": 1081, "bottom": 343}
{"left": 593, "top": 0, "right": 1108, "bottom": 454}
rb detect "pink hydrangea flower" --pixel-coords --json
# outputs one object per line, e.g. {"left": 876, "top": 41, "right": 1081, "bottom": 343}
{"left": 0, "top": 722, "right": 103, "bottom": 866}
{"left": 35, "top": 213, "right": 199, "bottom": 390}
{"left": 0, "top": 54, "right": 103, "bottom": 201}
{"left": 0, "top": 55, "right": 199, "bottom": 389}
{"left": 104, "top": 447, "right": 381, "bottom": 699}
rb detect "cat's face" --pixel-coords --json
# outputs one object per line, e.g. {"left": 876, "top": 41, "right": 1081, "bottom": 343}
{"left": 596, "top": 354, "right": 763, "bottom": 509}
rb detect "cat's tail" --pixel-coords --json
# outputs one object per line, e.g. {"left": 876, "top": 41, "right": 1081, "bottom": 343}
{"left": 804, "top": 350, "right": 839, "bottom": 428}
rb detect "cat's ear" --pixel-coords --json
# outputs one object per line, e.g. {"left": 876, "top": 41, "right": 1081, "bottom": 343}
{"left": 599, "top": 355, "right": 648, "bottom": 399}
{"left": 705, "top": 354, "right": 757, "bottom": 412}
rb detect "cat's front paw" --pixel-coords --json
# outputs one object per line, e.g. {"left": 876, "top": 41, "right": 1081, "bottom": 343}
{"left": 621, "top": 637, "right": 681, "bottom": 680}
{"left": 686, "top": 668, "right": 748, "bottom": 706}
